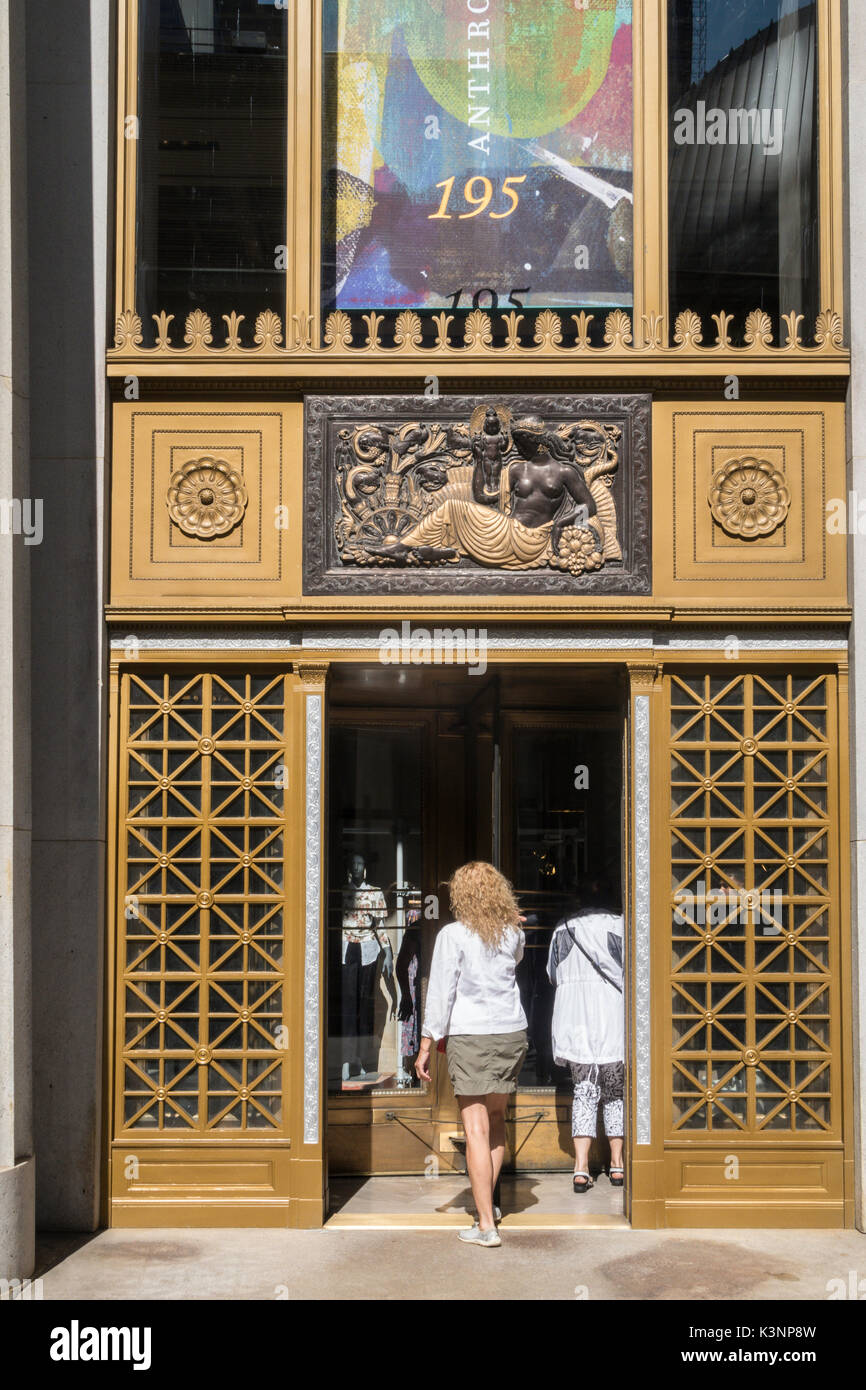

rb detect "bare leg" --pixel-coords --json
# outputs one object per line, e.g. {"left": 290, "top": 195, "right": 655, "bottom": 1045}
{"left": 486, "top": 1093, "right": 508, "bottom": 1192}
{"left": 574, "top": 1136, "right": 592, "bottom": 1175}
{"left": 609, "top": 1136, "right": 624, "bottom": 1171}
{"left": 459, "top": 1096, "right": 495, "bottom": 1231}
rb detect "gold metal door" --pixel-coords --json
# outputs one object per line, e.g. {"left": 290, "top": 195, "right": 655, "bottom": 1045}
{"left": 660, "top": 668, "right": 849, "bottom": 1224}
{"left": 108, "top": 669, "right": 299, "bottom": 1225}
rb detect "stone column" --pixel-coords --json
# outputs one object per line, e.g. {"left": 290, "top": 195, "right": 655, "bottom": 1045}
{"left": 25, "top": 0, "right": 111, "bottom": 1231}
{"left": 846, "top": 0, "right": 866, "bottom": 1234}
{"left": 0, "top": 0, "right": 34, "bottom": 1281}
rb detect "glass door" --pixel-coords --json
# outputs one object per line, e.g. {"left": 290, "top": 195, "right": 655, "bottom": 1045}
{"left": 326, "top": 685, "right": 626, "bottom": 1181}
{"left": 501, "top": 713, "right": 624, "bottom": 1170}
{"left": 326, "top": 715, "right": 438, "bottom": 1174}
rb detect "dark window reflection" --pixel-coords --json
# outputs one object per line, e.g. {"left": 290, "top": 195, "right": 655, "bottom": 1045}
{"left": 668, "top": 0, "right": 818, "bottom": 346}
{"left": 136, "top": 0, "right": 287, "bottom": 345}
{"left": 511, "top": 728, "right": 622, "bottom": 1087}
{"left": 327, "top": 726, "right": 425, "bottom": 1095}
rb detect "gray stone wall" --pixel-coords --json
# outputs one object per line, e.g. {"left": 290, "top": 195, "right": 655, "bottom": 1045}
{"left": 25, "top": 0, "right": 111, "bottom": 1232}
{"left": 0, "top": 0, "right": 34, "bottom": 1280}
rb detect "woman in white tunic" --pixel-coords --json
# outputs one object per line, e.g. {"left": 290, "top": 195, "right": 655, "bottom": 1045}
{"left": 547, "top": 902, "right": 624, "bottom": 1193}
{"left": 416, "top": 862, "right": 528, "bottom": 1247}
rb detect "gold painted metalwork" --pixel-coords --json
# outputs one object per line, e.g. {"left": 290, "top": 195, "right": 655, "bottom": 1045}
{"left": 115, "top": 672, "right": 290, "bottom": 1137}
{"left": 666, "top": 672, "right": 839, "bottom": 1138}
{"left": 659, "top": 399, "right": 848, "bottom": 606}
{"left": 166, "top": 458, "right": 249, "bottom": 540}
{"left": 109, "top": 305, "right": 847, "bottom": 364}
{"left": 103, "top": 647, "right": 852, "bottom": 1228}
{"left": 708, "top": 458, "right": 791, "bottom": 540}
{"left": 626, "top": 662, "right": 660, "bottom": 693}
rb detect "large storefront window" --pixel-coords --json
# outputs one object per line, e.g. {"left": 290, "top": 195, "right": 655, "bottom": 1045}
{"left": 135, "top": 0, "right": 287, "bottom": 345}
{"left": 668, "top": 0, "right": 819, "bottom": 345}
{"left": 321, "top": 0, "right": 634, "bottom": 321}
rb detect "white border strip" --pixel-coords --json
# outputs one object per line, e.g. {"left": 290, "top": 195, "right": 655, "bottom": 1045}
{"left": 110, "top": 627, "right": 848, "bottom": 652}
{"left": 303, "top": 694, "right": 323, "bottom": 1145}
{"left": 633, "top": 694, "right": 652, "bottom": 1147}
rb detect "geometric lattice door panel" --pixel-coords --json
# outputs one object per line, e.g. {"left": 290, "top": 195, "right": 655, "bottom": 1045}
{"left": 115, "top": 672, "right": 290, "bottom": 1139}
{"left": 666, "top": 672, "right": 840, "bottom": 1140}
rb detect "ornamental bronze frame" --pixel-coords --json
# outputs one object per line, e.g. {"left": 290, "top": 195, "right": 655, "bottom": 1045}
{"left": 302, "top": 393, "right": 651, "bottom": 596}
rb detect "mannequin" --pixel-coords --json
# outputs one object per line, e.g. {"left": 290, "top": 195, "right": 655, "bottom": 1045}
{"left": 396, "top": 890, "right": 422, "bottom": 1087}
{"left": 340, "top": 852, "right": 393, "bottom": 1082}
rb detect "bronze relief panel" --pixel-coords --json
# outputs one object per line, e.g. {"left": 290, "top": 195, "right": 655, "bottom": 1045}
{"left": 303, "top": 394, "right": 651, "bottom": 595}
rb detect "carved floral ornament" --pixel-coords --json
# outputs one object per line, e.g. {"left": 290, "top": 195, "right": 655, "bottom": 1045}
{"left": 708, "top": 456, "right": 791, "bottom": 539}
{"left": 110, "top": 306, "right": 846, "bottom": 357}
{"left": 166, "top": 457, "right": 249, "bottom": 539}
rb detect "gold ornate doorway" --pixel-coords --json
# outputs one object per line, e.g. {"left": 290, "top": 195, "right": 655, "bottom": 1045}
{"left": 103, "top": 649, "right": 852, "bottom": 1229}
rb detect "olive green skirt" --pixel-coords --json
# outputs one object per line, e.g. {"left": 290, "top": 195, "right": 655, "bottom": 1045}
{"left": 445, "top": 1029, "right": 528, "bottom": 1096}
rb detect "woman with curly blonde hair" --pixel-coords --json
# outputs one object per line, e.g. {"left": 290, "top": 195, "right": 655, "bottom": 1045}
{"left": 415, "top": 862, "right": 528, "bottom": 1247}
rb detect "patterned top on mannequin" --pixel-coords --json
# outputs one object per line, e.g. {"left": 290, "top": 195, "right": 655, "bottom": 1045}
{"left": 341, "top": 852, "right": 389, "bottom": 967}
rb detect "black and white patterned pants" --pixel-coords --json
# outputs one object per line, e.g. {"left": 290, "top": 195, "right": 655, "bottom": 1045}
{"left": 569, "top": 1061, "right": 624, "bottom": 1138}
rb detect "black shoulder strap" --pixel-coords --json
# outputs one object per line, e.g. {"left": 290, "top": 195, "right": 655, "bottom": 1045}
{"left": 566, "top": 923, "right": 623, "bottom": 994}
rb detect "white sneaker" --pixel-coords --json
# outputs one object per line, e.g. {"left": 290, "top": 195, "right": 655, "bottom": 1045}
{"left": 458, "top": 1225, "right": 501, "bottom": 1247}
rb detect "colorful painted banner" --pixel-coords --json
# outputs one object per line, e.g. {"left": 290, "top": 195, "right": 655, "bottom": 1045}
{"left": 323, "top": 0, "right": 633, "bottom": 313}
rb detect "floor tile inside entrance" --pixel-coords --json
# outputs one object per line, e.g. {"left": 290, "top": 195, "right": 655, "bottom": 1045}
{"left": 328, "top": 1172, "right": 627, "bottom": 1228}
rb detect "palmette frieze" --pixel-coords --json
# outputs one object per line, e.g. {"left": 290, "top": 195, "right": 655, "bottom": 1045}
{"left": 109, "top": 307, "right": 847, "bottom": 358}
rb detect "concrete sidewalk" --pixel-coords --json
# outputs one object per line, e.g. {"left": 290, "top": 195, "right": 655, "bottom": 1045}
{"left": 31, "top": 1226, "right": 866, "bottom": 1301}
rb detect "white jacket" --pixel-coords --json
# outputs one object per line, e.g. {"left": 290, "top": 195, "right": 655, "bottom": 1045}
{"left": 547, "top": 912, "right": 624, "bottom": 1065}
{"left": 421, "top": 920, "right": 527, "bottom": 1041}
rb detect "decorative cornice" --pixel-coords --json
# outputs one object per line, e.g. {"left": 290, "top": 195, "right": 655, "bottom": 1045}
{"left": 104, "top": 603, "right": 853, "bottom": 626}
{"left": 105, "top": 373, "right": 853, "bottom": 397}
{"left": 109, "top": 306, "right": 848, "bottom": 362}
